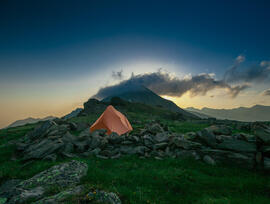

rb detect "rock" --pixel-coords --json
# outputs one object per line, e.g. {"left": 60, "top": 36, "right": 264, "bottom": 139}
{"left": 216, "top": 140, "right": 257, "bottom": 153}
{"left": 111, "top": 153, "right": 121, "bottom": 159}
{"left": 264, "top": 157, "right": 270, "bottom": 170}
{"left": 255, "top": 126, "right": 270, "bottom": 144}
{"left": 207, "top": 125, "right": 232, "bottom": 135}
{"left": 92, "top": 129, "right": 107, "bottom": 137}
{"left": 27, "top": 120, "right": 57, "bottom": 140}
{"left": 238, "top": 133, "right": 256, "bottom": 143}
{"left": 96, "top": 155, "right": 109, "bottom": 159}
{"left": 43, "top": 154, "right": 57, "bottom": 162}
{"left": 108, "top": 133, "right": 124, "bottom": 144}
{"left": 141, "top": 123, "right": 164, "bottom": 135}
{"left": 153, "top": 132, "right": 169, "bottom": 143}
{"left": 0, "top": 179, "right": 22, "bottom": 199}
{"left": 9, "top": 186, "right": 45, "bottom": 204}
{"left": 203, "top": 155, "right": 216, "bottom": 165}
{"left": 68, "top": 122, "right": 77, "bottom": 131}
{"left": 171, "top": 137, "right": 202, "bottom": 150}
{"left": 185, "top": 132, "right": 197, "bottom": 140}
{"left": 17, "top": 160, "right": 88, "bottom": 189}
{"left": 76, "top": 122, "right": 89, "bottom": 131}
{"left": 199, "top": 149, "right": 254, "bottom": 169}
{"left": 154, "top": 142, "right": 168, "bottom": 150}
{"left": 36, "top": 185, "right": 85, "bottom": 204}
{"left": 196, "top": 129, "right": 216, "bottom": 148}
{"left": 86, "top": 190, "right": 121, "bottom": 204}
{"left": 89, "top": 136, "right": 101, "bottom": 149}
{"left": 22, "top": 139, "right": 64, "bottom": 160}
{"left": 175, "top": 150, "right": 200, "bottom": 160}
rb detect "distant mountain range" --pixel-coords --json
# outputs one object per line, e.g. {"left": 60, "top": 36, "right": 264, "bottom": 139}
{"left": 62, "top": 108, "right": 83, "bottom": 119}
{"left": 6, "top": 116, "right": 56, "bottom": 129}
{"left": 101, "top": 84, "right": 197, "bottom": 119}
{"left": 185, "top": 105, "right": 270, "bottom": 122}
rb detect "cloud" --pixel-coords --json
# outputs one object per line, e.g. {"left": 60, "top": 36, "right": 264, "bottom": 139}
{"left": 262, "top": 89, "right": 270, "bottom": 96}
{"left": 112, "top": 70, "right": 123, "bottom": 80}
{"left": 235, "top": 55, "right": 245, "bottom": 64}
{"left": 224, "top": 58, "right": 270, "bottom": 83}
{"left": 93, "top": 70, "right": 249, "bottom": 100}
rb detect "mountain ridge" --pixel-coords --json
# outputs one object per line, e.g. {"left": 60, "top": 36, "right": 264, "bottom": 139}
{"left": 185, "top": 104, "right": 270, "bottom": 122}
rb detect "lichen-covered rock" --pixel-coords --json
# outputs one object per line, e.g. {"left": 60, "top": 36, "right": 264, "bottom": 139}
{"left": 86, "top": 190, "right": 121, "bottom": 204}
{"left": 36, "top": 185, "right": 85, "bottom": 204}
{"left": 18, "top": 160, "right": 88, "bottom": 189}
{"left": 8, "top": 186, "right": 45, "bottom": 204}
{"left": 255, "top": 126, "right": 270, "bottom": 144}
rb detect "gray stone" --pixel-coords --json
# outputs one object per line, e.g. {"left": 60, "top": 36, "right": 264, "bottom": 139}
{"left": 217, "top": 139, "right": 257, "bottom": 153}
{"left": 203, "top": 155, "right": 216, "bottom": 165}
{"left": 17, "top": 160, "right": 88, "bottom": 189}
{"left": 196, "top": 129, "right": 216, "bottom": 147}
{"left": 199, "top": 149, "right": 254, "bottom": 169}
{"left": 9, "top": 186, "right": 45, "bottom": 204}
{"left": 264, "top": 157, "right": 270, "bottom": 170}
{"left": 43, "top": 154, "right": 57, "bottom": 162}
{"left": 153, "top": 132, "right": 169, "bottom": 143}
{"left": 154, "top": 142, "right": 168, "bottom": 150}
{"left": 255, "top": 126, "right": 270, "bottom": 144}
{"left": 86, "top": 190, "right": 121, "bottom": 204}
{"left": 171, "top": 137, "right": 202, "bottom": 150}
{"left": 36, "top": 185, "right": 85, "bottom": 204}
{"left": 207, "top": 125, "right": 232, "bottom": 135}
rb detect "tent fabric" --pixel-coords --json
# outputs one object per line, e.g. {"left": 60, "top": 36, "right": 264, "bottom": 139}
{"left": 90, "top": 105, "right": 133, "bottom": 135}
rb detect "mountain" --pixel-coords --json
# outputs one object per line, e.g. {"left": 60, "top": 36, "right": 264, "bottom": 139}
{"left": 185, "top": 105, "right": 270, "bottom": 122}
{"left": 62, "top": 108, "right": 83, "bottom": 119}
{"left": 6, "top": 116, "right": 56, "bottom": 129}
{"left": 101, "top": 84, "right": 197, "bottom": 119}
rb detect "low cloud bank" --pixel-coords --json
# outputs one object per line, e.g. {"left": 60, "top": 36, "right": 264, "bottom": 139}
{"left": 93, "top": 70, "right": 249, "bottom": 100}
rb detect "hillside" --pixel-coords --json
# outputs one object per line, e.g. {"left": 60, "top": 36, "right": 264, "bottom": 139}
{"left": 185, "top": 105, "right": 270, "bottom": 122}
{"left": 5, "top": 116, "right": 56, "bottom": 129}
{"left": 101, "top": 84, "right": 197, "bottom": 119}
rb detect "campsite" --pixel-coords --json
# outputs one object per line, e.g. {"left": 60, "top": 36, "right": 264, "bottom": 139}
{"left": 1, "top": 1, "right": 270, "bottom": 203}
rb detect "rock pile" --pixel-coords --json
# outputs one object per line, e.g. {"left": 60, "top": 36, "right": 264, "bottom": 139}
{"left": 15, "top": 119, "right": 270, "bottom": 170}
{"left": 0, "top": 160, "right": 121, "bottom": 204}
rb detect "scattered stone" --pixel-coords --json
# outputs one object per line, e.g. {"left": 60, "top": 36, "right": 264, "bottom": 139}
{"left": 203, "top": 155, "right": 216, "bottom": 165}
{"left": 207, "top": 125, "right": 232, "bottom": 135}
{"left": 36, "top": 185, "right": 85, "bottom": 204}
{"left": 216, "top": 140, "right": 257, "bottom": 153}
{"left": 86, "top": 190, "right": 121, "bottom": 204}
{"left": 255, "top": 125, "right": 270, "bottom": 144}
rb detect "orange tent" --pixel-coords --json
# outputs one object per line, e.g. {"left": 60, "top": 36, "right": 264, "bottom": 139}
{"left": 90, "top": 105, "right": 133, "bottom": 135}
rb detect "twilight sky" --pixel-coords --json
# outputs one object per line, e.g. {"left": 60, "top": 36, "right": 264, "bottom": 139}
{"left": 0, "top": 0, "right": 270, "bottom": 128}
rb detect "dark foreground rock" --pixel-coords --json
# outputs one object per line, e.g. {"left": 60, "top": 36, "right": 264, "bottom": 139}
{"left": 0, "top": 160, "right": 88, "bottom": 204}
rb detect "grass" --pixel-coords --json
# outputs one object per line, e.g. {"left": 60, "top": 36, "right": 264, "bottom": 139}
{"left": 0, "top": 123, "right": 270, "bottom": 203}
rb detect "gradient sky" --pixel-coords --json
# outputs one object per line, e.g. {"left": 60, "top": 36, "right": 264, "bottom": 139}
{"left": 0, "top": 0, "right": 270, "bottom": 128}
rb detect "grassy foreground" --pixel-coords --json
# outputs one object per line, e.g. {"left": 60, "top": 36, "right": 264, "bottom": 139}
{"left": 0, "top": 124, "right": 270, "bottom": 203}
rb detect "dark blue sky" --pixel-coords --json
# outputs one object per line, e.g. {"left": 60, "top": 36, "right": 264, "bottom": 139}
{"left": 1, "top": 0, "right": 269, "bottom": 81}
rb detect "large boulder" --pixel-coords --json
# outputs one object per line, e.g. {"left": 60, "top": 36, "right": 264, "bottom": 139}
{"left": 198, "top": 149, "right": 255, "bottom": 169}
{"left": 196, "top": 129, "right": 216, "bottom": 148}
{"left": 36, "top": 185, "right": 85, "bottom": 204}
{"left": 0, "top": 160, "right": 88, "bottom": 203}
{"left": 216, "top": 139, "right": 257, "bottom": 153}
{"left": 206, "top": 125, "right": 232, "bottom": 135}
{"left": 254, "top": 125, "right": 270, "bottom": 144}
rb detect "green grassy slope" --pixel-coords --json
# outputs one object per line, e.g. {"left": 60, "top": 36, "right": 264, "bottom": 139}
{"left": 0, "top": 120, "right": 270, "bottom": 203}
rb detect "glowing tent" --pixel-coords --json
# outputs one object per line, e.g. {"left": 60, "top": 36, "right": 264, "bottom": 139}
{"left": 90, "top": 105, "right": 133, "bottom": 135}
